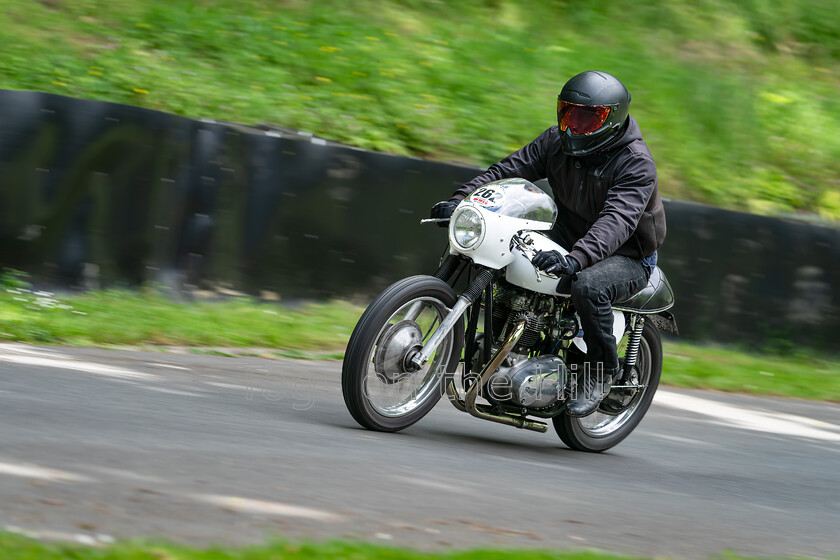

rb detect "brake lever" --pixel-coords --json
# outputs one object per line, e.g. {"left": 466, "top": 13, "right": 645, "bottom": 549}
{"left": 511, "top": 234, "right": 560, "bottom": 283}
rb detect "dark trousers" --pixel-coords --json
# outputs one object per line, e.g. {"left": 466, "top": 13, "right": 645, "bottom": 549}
{"left": 570, "top": 255, "right": 649, "bottom": 373}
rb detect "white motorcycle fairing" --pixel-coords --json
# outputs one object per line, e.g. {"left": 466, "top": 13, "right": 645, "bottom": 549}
{"left": 447, "top": 186, "right": 624, "bottom": 355}
{"left": 505, "top": 231, "right": 566, "bottom": 296}
{"left": 505, "top": 230, "right": 626, "bottom": 353}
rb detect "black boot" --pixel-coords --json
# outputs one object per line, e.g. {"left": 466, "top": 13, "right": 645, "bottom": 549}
{"left": 566, "top": 365, "right": 619, "bottom": 418}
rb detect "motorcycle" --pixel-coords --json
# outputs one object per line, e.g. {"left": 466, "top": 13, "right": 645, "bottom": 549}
{"left": 341, "top": 178, "right": 677, "bottom": 452}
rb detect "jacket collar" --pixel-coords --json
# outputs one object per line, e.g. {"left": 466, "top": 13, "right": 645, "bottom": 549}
{"left": 582, "top": 115, "right": 642, "bottom": 165}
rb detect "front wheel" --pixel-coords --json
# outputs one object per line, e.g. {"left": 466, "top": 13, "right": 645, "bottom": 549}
{"left": 553, "top": 321, "right": 662, "bottom": 452}
{"left": 342, "top": 275, "right": 464, "bottom": 432}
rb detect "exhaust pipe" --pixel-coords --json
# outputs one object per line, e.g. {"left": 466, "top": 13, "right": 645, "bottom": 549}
{"left": 459, "top": 320, "right": 548, "bottom": 433}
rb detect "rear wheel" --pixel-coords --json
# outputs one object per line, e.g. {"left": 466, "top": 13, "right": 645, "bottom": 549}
{"left": 553, "top": 321, "right": 662, "bottom": 452}
{"left": 342, "top": 276, "right": 464, "bottom": 432}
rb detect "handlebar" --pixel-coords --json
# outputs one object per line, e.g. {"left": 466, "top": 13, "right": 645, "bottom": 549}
{"left": 511, "top": 233, "right": 559, "bottom": 283}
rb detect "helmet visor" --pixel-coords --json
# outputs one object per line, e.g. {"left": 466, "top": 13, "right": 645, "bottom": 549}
{"left": 557, "top": 99, "right": 612, "bottom": 135}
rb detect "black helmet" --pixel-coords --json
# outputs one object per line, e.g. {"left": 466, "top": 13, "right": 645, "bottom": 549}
{"left": 557, "top": 71, "right": 631, "bottom": 156}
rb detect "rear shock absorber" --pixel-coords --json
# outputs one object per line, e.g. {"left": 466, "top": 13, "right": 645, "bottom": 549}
{"left": 622, "top": 316, "right": 645, "bottom": 379}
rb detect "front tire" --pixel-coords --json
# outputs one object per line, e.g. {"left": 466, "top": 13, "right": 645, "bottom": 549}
{"left": 342, "top": 275, "right": 464, "bottom": 432}
{"left": 553, "top": 321, "right": 662, "bottom": 452}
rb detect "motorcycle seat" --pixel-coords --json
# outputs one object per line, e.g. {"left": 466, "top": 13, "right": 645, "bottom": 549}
{"left": 613, "top": 266, "right": 675, "bottom": 313}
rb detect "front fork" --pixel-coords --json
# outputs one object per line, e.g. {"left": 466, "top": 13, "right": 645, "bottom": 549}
{"left": 409, "top": 264, "right": 494, "bottom": 368}
{"left": 403, "top": 254, "right": 463, "bottom": 322}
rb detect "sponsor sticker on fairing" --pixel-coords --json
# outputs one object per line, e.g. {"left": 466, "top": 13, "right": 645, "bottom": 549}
{"left": 469, "top": 186, "right": 506, "bottom": 208}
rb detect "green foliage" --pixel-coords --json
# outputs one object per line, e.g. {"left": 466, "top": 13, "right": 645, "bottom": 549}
{"left": 662, "top": 340, "right": 840, "bottom": 402}
{"left": 1, "top": 268, "right": 31, "bottom": 290}
{"left": 0, "top": 0, "right": 839, "bottom": 218}
{"left": 0, "top": 531, "right": 827, "bottom": 560}
{"left": 0, "top": 286, "right": 362, "bottom": 352}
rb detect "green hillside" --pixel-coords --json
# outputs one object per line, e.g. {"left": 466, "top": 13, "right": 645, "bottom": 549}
{"left": 2, "top": 0, "right": 839, "bottom": 219}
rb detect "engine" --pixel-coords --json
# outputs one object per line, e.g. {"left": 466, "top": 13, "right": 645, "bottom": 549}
{"left": 472, "top": 281, "right": 580, "bottom": 410}
{"left": 491, "top": 281, "right": 577, "bottom": 354}
{"left": 492, "top": 285, "right": 547, "bottom": 350}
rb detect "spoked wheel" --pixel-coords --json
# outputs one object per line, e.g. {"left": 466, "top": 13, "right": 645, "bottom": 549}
{"left": 553, "top": 321, "right": 662, "bottom": 452}
{"left": 342, "top": 275, "right": 464, "bottom": 432}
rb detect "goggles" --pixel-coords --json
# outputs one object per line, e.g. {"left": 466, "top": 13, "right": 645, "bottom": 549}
{"left": 557, "top": 98, "right": 613, "bottom": 135}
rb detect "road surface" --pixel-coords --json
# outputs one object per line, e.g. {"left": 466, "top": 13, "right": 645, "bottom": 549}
{"left": 1, "top": 342, "right": 839, "bottom": 557}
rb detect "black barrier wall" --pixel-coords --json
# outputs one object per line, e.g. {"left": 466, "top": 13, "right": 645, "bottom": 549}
{"left": 1, "top": 90, "right": 838, "bottom": 350}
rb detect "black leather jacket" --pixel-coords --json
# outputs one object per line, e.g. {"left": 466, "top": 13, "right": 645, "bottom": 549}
{"left": 452, "top": 116, "right": 666, "bottom": 269}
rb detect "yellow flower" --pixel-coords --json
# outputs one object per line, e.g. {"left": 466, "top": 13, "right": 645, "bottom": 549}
{"left": 320, "top": 46, "right": 341, "bottom": 53}
{"left": 52, "top": 81, "right": 68, "bottom": 87}
{"left": 88, "top": 70, "right": 103, "bottom": 76}
{"left": 759, "top": 91, "right": 794, "bottom": 104}
{"left": 315, "top": 76, "right": 332, "bottom": 82}
{"left": 133, "top": 88, "right": 149, "bottom": 94}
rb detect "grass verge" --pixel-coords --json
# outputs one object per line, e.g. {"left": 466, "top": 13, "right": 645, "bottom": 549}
{"left": 0, "top": 285, "right": 360, "bottom": 356}
{"left": 1, "top": 0, "right": 840, "bottom": 219}
{"left": 1, "top": 276, "right": 837, "bottom": 402}
{"left": 661, "top": 340, "right": 840, "bottom": 403}
{"left": 0, "top": 532, "right": 806, "bottom": 560}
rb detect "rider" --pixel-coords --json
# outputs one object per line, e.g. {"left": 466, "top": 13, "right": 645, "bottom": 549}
{"left": 430, "top": 70, "right": 666, "bottom": 417}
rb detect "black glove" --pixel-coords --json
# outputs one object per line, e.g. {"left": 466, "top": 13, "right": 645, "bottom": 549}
{"left": 532, "top": 250, "right": 581, "bottom": 276}
{"left": 430, "top": 200, "right": 459, "bottom": 228}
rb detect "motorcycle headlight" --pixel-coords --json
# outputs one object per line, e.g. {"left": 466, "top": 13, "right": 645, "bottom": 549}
{"left": 450, "top": 207, "right": 485, "bottom": 251}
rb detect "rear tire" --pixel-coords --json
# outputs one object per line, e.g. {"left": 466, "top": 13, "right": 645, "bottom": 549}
{"left": 553, "top": 321, "right": 662, "bottom": 452}
{"left": 342, "top": 276, "right": 464, "bottom": 432}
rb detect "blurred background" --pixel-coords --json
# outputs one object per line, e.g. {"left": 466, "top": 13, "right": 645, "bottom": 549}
{"left": 2, "top": 0, "right": 839, "bottom": 218}
{"left": 0, "top": 0, "right": 838, "bottom": 351}
{"left": 3, "top": 5, "right": 840, "bottom": 556}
